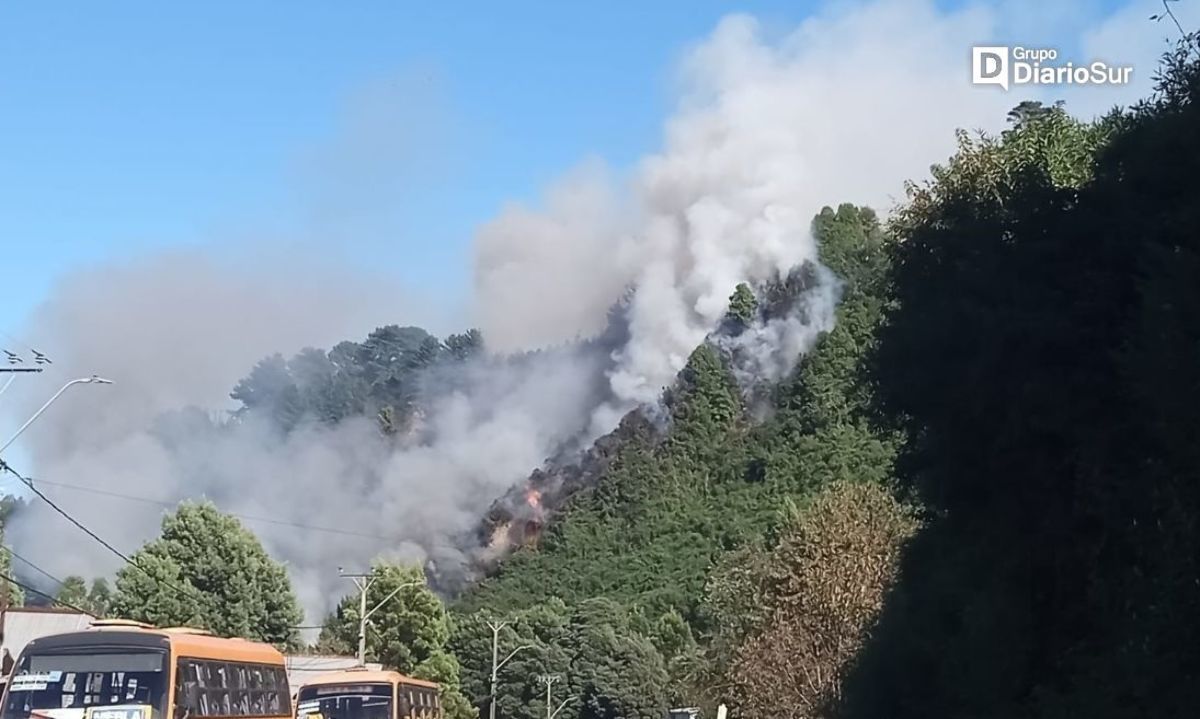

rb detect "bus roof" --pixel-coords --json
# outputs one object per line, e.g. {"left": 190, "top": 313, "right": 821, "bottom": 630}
{"left": 299, "top": 669, "right": 439, "bottom": 690}
{"left": 22, "top": 624, "right": 286, "bottom": 665}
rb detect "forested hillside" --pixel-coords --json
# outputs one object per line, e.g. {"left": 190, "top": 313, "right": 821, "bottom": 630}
{"left": 836, "top": 37, "right": 1200, "bottom": 719}
{"left": 447, "top": 34, "right": 1200, "bottom": 719}
{"left": 448, "top": 196, "right": 900, "bottom": 719}
{"left": 453, "top": 200, "right": 892, "bottom": 616}
{"left": 7, "top": 29, "right": 1197, "bottom": 719}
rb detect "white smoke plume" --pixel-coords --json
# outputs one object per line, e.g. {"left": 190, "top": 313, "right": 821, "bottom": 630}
{"left": 717, "top": 265, "right": 844, "bottom": 395}
{"left": 4, "top": 0, "right": 1172, "bottom": 626}
{"left": 475, "top": 0, "right": 1175, "bottom": 432}
{"left": 473, "top": 159, "right": 634, "bottom": 354}
{"left": 478, "top": 1, "right": 1003, "bottom": 435}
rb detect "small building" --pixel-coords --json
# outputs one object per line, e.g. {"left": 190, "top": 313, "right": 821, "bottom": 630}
{"left": 0, "top": 607, "right": 95, "bottom": 681}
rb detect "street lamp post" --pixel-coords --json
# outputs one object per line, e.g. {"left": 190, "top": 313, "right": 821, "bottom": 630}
{"left": 0, "top": 376, "right": 113, "bottom": 457}
{"left": 535, "top": 675, "right": 572, "bottom": 719}
{"left": 487, "top": 620, "right": 531, "bottom": 719}
{"left": 539, "top": 675, "right": 558, "bottom": 719}
{"left": 339, "top": 567, "right": 422, "bottom": 666}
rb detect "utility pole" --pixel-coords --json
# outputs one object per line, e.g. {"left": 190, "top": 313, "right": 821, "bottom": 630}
{"left": 535, "top": 674, "right": 572, "bottom": 719}
{"left": 487, "top": 620, "right": 531, "bottom": 719}
{"left": 537, "top": 675, "right": 559, "bottom": 719}
{"left": 339, "top": 567, "right": 421, "bottom": 666}
{"left": 340, "top": 567, "right": 373, "bottom": 666}
{"left": 537, "top": 674, "right": 574, "bottom": 719}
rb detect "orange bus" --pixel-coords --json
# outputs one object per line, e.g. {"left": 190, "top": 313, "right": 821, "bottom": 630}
{"left": 0, "top": 620, "right": 291, "bottom": 719}
{"left": 293, "top": 670, "right": 440, "bottom": 719}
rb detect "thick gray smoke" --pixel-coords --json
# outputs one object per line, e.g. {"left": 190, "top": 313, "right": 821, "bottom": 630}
{"left": 474, "top": 0, "right": 1025, "bottom": 435}
{"left": 3, "top": 252, "right": 425, "bottom": 610}
{"left": 4, "top": 0, "right": 1162, "bottom": 626}
{"left": 3, "top": 252, "right": 612, "bottom": 622}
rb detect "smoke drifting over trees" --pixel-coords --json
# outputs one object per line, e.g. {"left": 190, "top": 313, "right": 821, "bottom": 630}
{"left": 1, "top": 0, "right": 1172, "bottom": 626}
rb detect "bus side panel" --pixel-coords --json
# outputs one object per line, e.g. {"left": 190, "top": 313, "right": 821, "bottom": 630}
{"left": 171, "top": 655, "right": 290, "bottom": 719}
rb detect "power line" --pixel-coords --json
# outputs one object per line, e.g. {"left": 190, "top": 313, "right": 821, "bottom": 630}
{"left": 7, "top": 545, "right": 66, "bottom": 589}
{"left": 26, "top": 478, "right": 396, "bottom": 541}
{"left": 2, "top": 462, "right": 140, "bottom": 568}
{"left": 0, "top": 464, "right": 396, "bottom": 634}
{"left": 0, "top": 460, "right": 197, "bottom": 604}
{"left": 0, "top": 571, "right": 89, "bottom": 615}
{"left": 5, "top": 523, "right": 326, "bottom": 632}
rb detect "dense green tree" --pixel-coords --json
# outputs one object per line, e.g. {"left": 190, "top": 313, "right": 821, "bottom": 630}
{"left": 48, "top": 576, "right": 113, "bottom": 617}
{"left": 720, "top": 482, "right": 919, "bottom": 718}
{"left": 87, "top": 577, "right": 112, "bottom": 617}
{"left": 0, "top": 547, "right": 23, "bottom": 609}
{"left": 451, "top": 599, "right": 668, "bottom": 719}
{"left": 55, "top": 576, "right": 89, "bottom": 610}
{"left": 229, "top": 326, "right": 490, "bottom": 437}
{"left": 450, "top": 602, "right": 573, "bottom": 719}
{"left": 319, "top": 563, "right": 473, "bottom": 719}
{"left": 567, "top": 599, "right": 668, "bottom": 719}
{"left": 230, "top": 354, "right": 305, "bottom": 430}
{"left": 110, "top": 502, "right": 301, "bottom": 646}
{"left": 0, "top": 498, "right": 25, "bottom": 609}
{"left": 0, "top": 495, "right": 23, "bottom": 525}
{"left": 445, "top": 329, "right": 485, "bottom": 362}
{"left": 1005, "top": 99, "right": 1063, "bottom": 129}
{"left": 835, "top": 36, "right": 1200, "bottom": 719}
{"left": 725, "top": 283, "right": 758, "bottom": 328}
{"left": 109, "top": 553, "right": 204, "bottom": 629}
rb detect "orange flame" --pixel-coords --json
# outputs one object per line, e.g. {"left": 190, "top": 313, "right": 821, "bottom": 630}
{"left": 525, "top": 488, "right": 543, "bottom": 510}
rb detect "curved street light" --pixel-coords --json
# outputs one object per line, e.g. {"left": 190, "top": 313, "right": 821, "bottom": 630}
{"left": 0, "top": 375, "right": 113, "bottom": 457}
{"left": 339, "top": 567, "right": 424, "bottom": 666}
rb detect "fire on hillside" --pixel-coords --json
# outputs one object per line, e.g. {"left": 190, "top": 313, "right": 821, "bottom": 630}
{"left": 472, "top": 410, "right": 661, "bottom": 566}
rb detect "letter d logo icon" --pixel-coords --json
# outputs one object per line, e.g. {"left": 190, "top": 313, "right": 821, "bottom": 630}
{"left": 972, "top": 46, "right": 1009, "bottom": 90}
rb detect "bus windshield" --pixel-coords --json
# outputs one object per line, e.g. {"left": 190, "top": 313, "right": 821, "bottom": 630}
{"left": 295, "top": 685, "right": 393, "bottom": 719}
{"left": 2, "top": 651, "right": 168, "bottom": 719}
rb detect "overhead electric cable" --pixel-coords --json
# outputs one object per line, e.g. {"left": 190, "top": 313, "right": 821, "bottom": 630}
{"left": 0, "top": 460, "right": 197, "bottom": 603}
{"left": 0, "top": 570, "right": 89, "bottom": 615}
{"left": 27, "top": 477, "right": 394, "bottom": 541}
{"left": 7, "top": 546, "right": 66, "bottom": 589}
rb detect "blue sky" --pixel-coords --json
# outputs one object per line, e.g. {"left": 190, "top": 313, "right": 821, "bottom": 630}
{"left": 0, "top": 0, "right": 836, "bottom": 477}
{"left": 0, "top": 0, "right": 826, "bottom": 335}
{"left": 1, "top": 0, "right": 1150, "bottom": 339}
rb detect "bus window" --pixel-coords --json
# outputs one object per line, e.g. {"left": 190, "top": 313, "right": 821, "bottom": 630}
{"left": 212, "top": 665, "right": 231, "bottom": 716}
{"left": 295, "top": 684, "right": 392, "bottom": 719}
{"left": 245, "top": 668, "right": 263, "bottom": 716}
{"left": 263, "top": 668, "right": 281, "bottom": 715}
{"left": 2, "top": 652, "right": 167, "bottom": 719}
{"left": 173, "top": 660, "right": 291, "bottom": 719}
